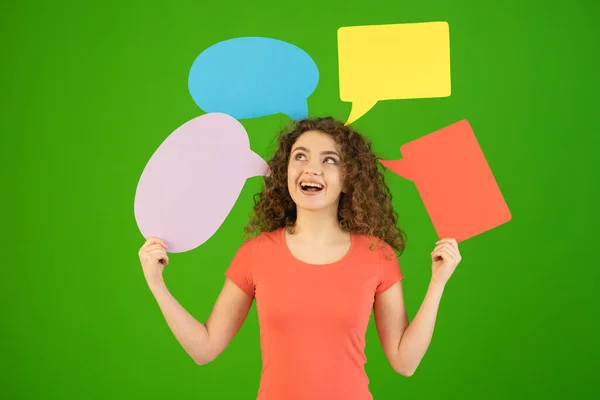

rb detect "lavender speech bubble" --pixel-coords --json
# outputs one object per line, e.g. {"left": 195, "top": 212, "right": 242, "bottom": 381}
{"left": 134, "top": 113, "right": 269, "bottom": 253}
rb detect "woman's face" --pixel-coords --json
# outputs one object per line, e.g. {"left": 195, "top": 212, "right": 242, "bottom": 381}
{"left": 287, "top": 130, "right": 345, "bottom": 213}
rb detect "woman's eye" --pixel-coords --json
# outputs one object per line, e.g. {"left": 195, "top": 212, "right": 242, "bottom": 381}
{"left": 324, "top": 157, "right": 337, "bottom": 164}
{"left": 295, "top": 153, "right": 306, "bottom": 161}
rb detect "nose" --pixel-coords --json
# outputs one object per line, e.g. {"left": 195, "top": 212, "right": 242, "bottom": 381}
{"left": 303, "top": 159, "right": 323, "bottom": 176}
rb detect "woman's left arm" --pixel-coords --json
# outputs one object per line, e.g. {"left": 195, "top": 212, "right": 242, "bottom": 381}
{"left": 374, "top": 238, "right": 462, "bottom": 377}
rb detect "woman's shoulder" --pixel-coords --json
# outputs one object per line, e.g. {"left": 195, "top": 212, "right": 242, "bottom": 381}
{"left": 351, "top": 232, "right": 397, "bottom": 259}
{"left": 240, "top": 228, "right": 284, "bottom": 249}
{"left": 352, "top": 231, "right": 390, "bottom": 248}
{"left": 230, "top": 229, "right": 284, "bottom": 263}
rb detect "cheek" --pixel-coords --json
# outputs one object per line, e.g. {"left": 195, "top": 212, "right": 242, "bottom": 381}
{"left": 287, "top": 165, "right": 298, "bottom": 185}
{"left": 327, "top": 169, "right": 343, "bottom": 189}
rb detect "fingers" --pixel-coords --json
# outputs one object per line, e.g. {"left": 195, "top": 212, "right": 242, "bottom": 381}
{"left": 139, "top": 237, "right": 168, "bottom": 257}
{"left": 431, "top": 238, "right": 461, "bottom": 261}
{"left": 144, "top": 247, "right": 169, "bottom": 265}
{"left": 436, "top": 238, "right": 457, "bottom": 247}
{"left": 138, "top": 237, "right": 169, "bottom": 265}
{"left": 431, "top": 242, "right": 458, "bottom": 257}
{"left": 431, "top": 248, "right": 453, "bottom": 261}
{"left": 143, "top": 237, "right": 167, "bottom": 250}
{"left": 145, "top": 243, "right": 166, "bottom": 252}
{"left": 150, "top": 252, "right": 168, "bottom": 265}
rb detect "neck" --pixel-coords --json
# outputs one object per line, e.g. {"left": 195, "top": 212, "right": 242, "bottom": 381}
{"left": 291, "top": 206, "right": 346, "bottom": 244}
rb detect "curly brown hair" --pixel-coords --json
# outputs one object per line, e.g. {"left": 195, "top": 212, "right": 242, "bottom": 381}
{"left": 244, "top": 116, "right": 406, "bottom": 255}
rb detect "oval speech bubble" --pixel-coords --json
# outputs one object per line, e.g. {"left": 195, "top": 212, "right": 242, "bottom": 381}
{"left": 134, "top": 113, "right": 269, "bottom": 253}
{"left": 188, "top": 37, "right": 319, "bottom": 121}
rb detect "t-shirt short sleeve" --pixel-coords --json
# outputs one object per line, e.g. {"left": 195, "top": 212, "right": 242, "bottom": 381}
{"left": 224, "top": 239, "right": 256, "bottom": 299}
{"left": 375, "top": 243, "right": 403, "bottom": 295}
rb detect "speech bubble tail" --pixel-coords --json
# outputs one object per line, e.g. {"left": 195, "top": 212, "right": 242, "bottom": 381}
{"left": 246, "top": 150, "right": 270, "bottom": 178}
{"left": 344, "top": 100, "right": 377, "bottom": 125}
{"left": 281, "top": 98, "right": 309, "bottom": 121}
{"left": 379, "top": 158, "right": 412, "bottom": 181}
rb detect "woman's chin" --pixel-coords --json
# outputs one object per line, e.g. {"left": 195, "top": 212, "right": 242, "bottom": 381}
{"left": 294, "top": 198, "right": 338, "bottom": 213}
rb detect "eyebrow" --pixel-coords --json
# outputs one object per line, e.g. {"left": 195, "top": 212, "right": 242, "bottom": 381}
{"left": 292, "top": 146, "right": 341, "bottom": 157}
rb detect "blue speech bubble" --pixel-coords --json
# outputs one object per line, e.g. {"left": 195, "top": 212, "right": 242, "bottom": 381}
{"left": 188, "top": 37, "right": 319, "bottom": 121}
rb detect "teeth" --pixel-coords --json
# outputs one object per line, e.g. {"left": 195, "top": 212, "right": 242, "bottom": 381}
{"left": 301, "top": 182, "right": 323, "bottom": 189}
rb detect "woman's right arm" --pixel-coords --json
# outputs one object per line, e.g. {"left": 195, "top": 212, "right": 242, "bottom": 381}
{"left": 140, "top": 237, "right": 253, "bottom": 365}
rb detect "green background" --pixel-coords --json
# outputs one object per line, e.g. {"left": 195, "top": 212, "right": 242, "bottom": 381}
{"left": 3, "top": 0, "right": 599, "bottom": 398}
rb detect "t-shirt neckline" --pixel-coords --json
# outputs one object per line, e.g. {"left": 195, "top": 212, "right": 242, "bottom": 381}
{"left": 280, "top": 227, "right": 355, "bottom": 268}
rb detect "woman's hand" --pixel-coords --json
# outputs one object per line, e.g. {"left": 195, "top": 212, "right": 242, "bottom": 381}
{"left": 430, "top": 238, "right": 462, "bottom": 286}
{"left": 138, "top": 237, "right": 169, "bottom": 287}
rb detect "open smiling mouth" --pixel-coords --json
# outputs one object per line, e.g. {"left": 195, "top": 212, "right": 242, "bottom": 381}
{"left": 300, "top": 182, "right": 324, "bottom": 194}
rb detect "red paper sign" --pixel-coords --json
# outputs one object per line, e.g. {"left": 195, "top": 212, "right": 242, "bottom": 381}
{"left": 379, "top": 120, "right": 511, "bottom": 242}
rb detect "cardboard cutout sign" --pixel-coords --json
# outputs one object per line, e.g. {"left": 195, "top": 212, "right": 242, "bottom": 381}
{"left": 134, "top": 113, "right": 269, "bottom": 253}
{"left": 189, "top": 37, "right": 319, "bottom": 121}
{"left": 380, "top": 120, "right": 511, "bottom": 242}
{"left": 338, "top": 22, "right": 451, "bottom": 125}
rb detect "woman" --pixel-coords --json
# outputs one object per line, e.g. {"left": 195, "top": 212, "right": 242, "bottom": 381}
{"left": 138, "top": 117, "right": 462, "bottom": 400}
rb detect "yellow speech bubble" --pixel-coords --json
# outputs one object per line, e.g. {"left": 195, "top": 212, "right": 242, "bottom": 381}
{"left": 338, "top": 21, "right": 451, "bottom": 125}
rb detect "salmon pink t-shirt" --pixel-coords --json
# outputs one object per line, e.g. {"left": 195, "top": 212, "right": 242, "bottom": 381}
{"left": 224, "top": 228, "right": 403, "bottom": 400}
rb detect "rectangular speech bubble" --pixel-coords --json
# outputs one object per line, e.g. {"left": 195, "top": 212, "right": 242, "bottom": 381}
{"left": 338, "top": 21, "right": 451, "bottom": 124}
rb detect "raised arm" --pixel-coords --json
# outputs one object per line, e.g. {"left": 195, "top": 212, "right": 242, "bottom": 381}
{"left": 374, "top": 238, "right": 461, "bottom": 376}
{"left": 139, "top": 237, "right": 253, "bottom": 365}
{"left": 374, "top": 279, "right": 443, "bottom": 376}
